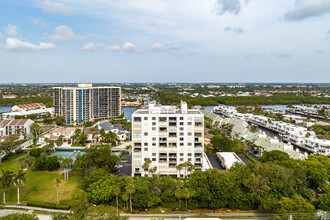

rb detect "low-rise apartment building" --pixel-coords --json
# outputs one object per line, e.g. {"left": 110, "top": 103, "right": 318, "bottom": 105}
{"left": 0, "top": 119, "right": 34, "bottom": 138}
{"left": 132, "top": 101, "right": 205, "bottom": 177}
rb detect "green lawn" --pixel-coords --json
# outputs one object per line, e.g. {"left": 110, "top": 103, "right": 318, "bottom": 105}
{"left": 0, "top": 154, "right": 79, "bottom": 205}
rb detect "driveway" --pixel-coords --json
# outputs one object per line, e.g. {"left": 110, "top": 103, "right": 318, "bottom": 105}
{"left": 207, "top": 155, "right": 224, "bottom": 170}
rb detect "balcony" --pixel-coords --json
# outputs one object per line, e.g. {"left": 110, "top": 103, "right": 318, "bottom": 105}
{"left": 169, "top": 158, "right": 177, "bottom": 163}
{"left": 159, "top": 153, "right": 167, "bottom": 158}
{"left": 195, "top": 158, "right": 202, "bottom": 163}
{"left": 169, "top": 122, "right": 177, "bottom": 127}
{"left": 169, "top": 117, "right": 177, "bottom": 122}
{"left": 159, "top": 138, "right": 167, "bottom": 143}
{"left": 159, "top": 143, "right": 167, "bottom": 147}
{"left": 133, "top": 148, "right": 141, "bottom": 153}
{"left": 194, "top": 133, "right": 202, "bottom": 137}
{"left": 194, "top": 143, "right": 202, "bottom": 147}
{"left": 168, "top": 143, "right": 177, "bottom": 147}
{"left": 159, "top": 127, "right": 167, "bottom": 132}
{"left": 195, "top": 122, "right": 203, "bottom": 127}
{"left": 159, "top": 158, "right": 167, "bottom": 163}
{"left": 169, "top": 133, "right": 177, "bottom": 137}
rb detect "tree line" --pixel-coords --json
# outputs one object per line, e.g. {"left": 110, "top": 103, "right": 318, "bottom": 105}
{"left": 158, "top": 91, "right": 330, "bottom": 106}
{"left": 73, "top": 147, "right": 329, "bottom": 213}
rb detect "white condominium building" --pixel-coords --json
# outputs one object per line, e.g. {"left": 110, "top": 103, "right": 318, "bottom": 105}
{"left": 132, "top": 101, "right": 205, "bottom": 177}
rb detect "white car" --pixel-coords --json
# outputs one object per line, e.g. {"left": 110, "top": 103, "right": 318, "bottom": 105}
{"left": 115, "top": 164, "right": 123, "bottom": 169}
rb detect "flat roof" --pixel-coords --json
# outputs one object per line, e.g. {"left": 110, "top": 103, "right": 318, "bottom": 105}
{"left": 216, "top": 152, "right": 243, "bottom": 169}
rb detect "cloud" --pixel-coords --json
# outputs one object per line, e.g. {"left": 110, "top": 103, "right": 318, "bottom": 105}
{"left": 149, "top": 43, "right": 166, "bottom": 51}
{"left": 39, "top": 1, "right": 72, "bottom": 15}
{"left": 271, "top": 52, "right": 291, "bottom": 58}
{"left": 215, "top": 0, "right": 242, "bottom": 15}
{"left": 122, "top": 42, "right": 138, "bottom": 52}
{"left": 315, "top": 49, "right": 326, "bottom": 54}
{"left": 4, "top": 24, "right": 18, "bottom": 37}
{"left": 48, "top": 25, "right": 84, "bottom": 42}
{"left": 284, "top": 0, "right": 330, "bottom": 21}
{"left": 5, "top": 37, "right": 55, "bottom": 52}
{"left": 111, "top": 36, "right": 121, "bottom": 41}
{"left": 32, "top": 18, "right": 47, "bottom": 27}
{"left": 168, "top": 44, "right": 184, "bottom": 50}
{"left": 80, "top": 43, "right": 96, "bottom": 51}
{"left": 224, "top": 27, "right": 244, "bottom": 33}
{"left": 105, "top": 45, "right": 120, "bottom": 52}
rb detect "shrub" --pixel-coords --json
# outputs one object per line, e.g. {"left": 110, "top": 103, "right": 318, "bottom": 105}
{"left": 29, "top": 148, "right": 43, "bottom": 158}
{"left": 27, "top": 201, "right": 71, "bottom": 210}
{"left": 0, "top": 213, "right": 38, "bottom": 220}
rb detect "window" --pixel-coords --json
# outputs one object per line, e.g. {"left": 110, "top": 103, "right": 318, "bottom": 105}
{"left": 188, "top": 143, "right": 192, "bottom": 146}
{"left": 188, "top": 158, "right": 191, "bottom": 161}
{"left": 144, "top": 143, "right": 148, "bottom": 146}
{"left": 180, "top": 122, "right": 184, "bottom": 125}
{"left": 188, "top": 132, "right": 192, "bottom": 136}
{"left": 180, "top": 137, "right": 184, "bottom": 141}
{"left": 180, "top": 117, "right": 184, "bottom": 120}
{"left": 152, "top": 127, "right": 156, "bottom": 131}
{"left": 152, "top": 117, "right": 156, "bottom": 120}
{"left": 133, "top": 117, "right": 141, "bottom": 122}
{"left": 152, "top": 122, "right": 156, "bottom": 126}
{"left": 188, "top": 122, "right": 192, "bottom": 126}
{"left": 152, "top": 158, "right": 156, "bottom": 161}
{"left": 152, "top": 153, "right": 156, "bottom": 156}
{"left": 180, "top": 127, "right": 184, "bottom": 131}
{"left": 180, "top": 158, "right": 184, "bottom": 161}
{"left": 159, "top": 117, "right": 167, "bottom": 122}
{"left": 180, "top": 143, "right": 184, "bottom": 146}
{"left": 144, "top": 148, "right": 148, "bottom": 151}
{"left": 180, "top": 153, "right": 184, "bottom": 156}
{"left": 152, "top": 137, "right": 156, "bottom": 141}
{"left": 152, "top": 143, "right": 156, "bottom": 146}
{"left": 188, "top": 153, "right": 192, "bottom": 156}
{"left": 144, "top": 132, "right": 148, "bottom": 136}
{"left": 144, "top": 117, "right": 148, "bottom": 120}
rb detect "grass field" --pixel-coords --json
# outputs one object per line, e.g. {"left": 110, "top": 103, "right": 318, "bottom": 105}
{"left": 0, "top": 154, "right": 79, "bottom": 205}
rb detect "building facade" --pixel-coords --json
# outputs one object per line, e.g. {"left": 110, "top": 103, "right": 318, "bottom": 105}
{"left": 53, "top": 84, "right": 121, "bottom": 125}
{"left": 132, "top": 101, "right": 205, "bottom": 177}
{"left": 0, "top": 119, "right": 34, "bottom": 138}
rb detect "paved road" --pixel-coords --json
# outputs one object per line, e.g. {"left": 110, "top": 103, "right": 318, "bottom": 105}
{"left": 207, "top": 155, "right": 224, "bottom": 170}
{"left": 4, "top": 205, "right": 70, "bottom": 213}
{"left": 122, "top": 212, "right": 272, "bottom": 219}
{"left": 238, "top": 155, "right": 249, "bottom": 164}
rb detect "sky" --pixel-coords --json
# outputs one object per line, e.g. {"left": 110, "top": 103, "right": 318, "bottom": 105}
{"left": 0, "top": 0, "right": 330, "bottom": 83}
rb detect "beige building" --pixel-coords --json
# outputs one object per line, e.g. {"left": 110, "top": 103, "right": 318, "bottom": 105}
{"left": 53, "top": 84, "right": 121, "bottom": 125}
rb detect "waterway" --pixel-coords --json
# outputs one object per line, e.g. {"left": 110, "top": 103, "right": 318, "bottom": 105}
{"left": 0, "top": 107, "right": 11, "bottom": 113}
{"left": 122, "top": 107, "right": 136, "bottom": 121}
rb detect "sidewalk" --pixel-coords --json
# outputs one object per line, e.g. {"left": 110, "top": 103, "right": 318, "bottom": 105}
{"left": 3, "top": 205, "right": 70, "bottom": 213}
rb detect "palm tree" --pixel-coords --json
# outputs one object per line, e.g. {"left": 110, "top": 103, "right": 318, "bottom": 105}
{"left": 121, "top": 193, "right": 129, "bottom": 210}
{"left": 125, "top": 183, "right": 135, "bottom": 212}
{"left": 176, "top": 164, "right": 183, "bottom": 177}
{"left": 112, "top": 186, "right": 121, "bottom": 213}
{"left": 54, "top": 177, "right": 61, "bottom": 205}
{"left": 67, "top": 158, "right": 73, "bottom": 182}
{"left": 182, "top": 188, "right": 195, "bottom": 210}
{"left": 0, "top": 169, "right": 13, "bottom": 203}
{"left": 174, "top": 188, "right": 183, "bottom": 209}
{"left": 18, "top": 157, "right": 25, "bottom": 169}
{"left": 12, "top": 170, "right": 27, "bottom": 204}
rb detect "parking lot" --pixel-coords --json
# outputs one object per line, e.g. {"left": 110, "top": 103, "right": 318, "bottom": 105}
{"left": 116, "top": 154, "right": 132, "bottom": 177}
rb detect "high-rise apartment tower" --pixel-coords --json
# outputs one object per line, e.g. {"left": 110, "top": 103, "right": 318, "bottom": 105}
{"left": 53, "top": 84, "right": 121, "bottom": 125}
